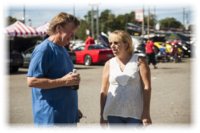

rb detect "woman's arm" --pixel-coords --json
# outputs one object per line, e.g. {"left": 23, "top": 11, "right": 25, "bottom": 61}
{"left": 100, "top": 61, "right": 110, "bottom": 124}
{"left": 139, "top": 56, "right": 152, "bottom": 126}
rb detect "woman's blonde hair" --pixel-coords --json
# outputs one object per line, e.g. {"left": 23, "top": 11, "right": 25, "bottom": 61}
{"left": 47, "top": 12, "right": 80, "bottom": 35}
{"left": 109, "top": 30, "right": 133, "bottom": 54}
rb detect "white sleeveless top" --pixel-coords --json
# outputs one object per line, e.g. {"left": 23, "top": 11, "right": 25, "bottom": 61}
{"left": 103, "top": 53, "right": 145, "bottom": 120}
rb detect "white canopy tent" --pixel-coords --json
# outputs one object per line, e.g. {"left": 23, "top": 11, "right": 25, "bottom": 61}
{"left": 36, "top": 22, "right": 50, "bottom": 36}
{"left": 5, "top": 21, "right": 41, "bottom": 37}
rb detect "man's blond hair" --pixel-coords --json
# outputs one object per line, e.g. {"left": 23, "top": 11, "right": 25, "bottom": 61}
{"left": 47, "top": 12, "right": 80, "bottom": 35}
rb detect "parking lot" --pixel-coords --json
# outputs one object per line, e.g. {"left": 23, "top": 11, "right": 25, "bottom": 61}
{"left": 8, "top": 58, "right": 192, "bottom": 125}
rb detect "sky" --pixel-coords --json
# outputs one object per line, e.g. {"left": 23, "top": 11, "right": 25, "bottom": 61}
{"left": 4, "top": 3, "right": 193, "bottom": 28}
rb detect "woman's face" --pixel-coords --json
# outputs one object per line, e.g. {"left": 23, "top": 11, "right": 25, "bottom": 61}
{"left": 109, "top": 34, "right": 127, "bottom": 56}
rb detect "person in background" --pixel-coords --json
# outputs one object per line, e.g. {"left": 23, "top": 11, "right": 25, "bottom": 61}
{"left": 100, "top": 30, "right": 152, "bottom": 126}
{"left": 27, "top": 12, "right": 81, "bottom": 125}
{"left": 159, "top": 43, "right": 167, "bottom": 62}
{"left": 85, "top": 34, "right": 95, "bottom": 49}
{"left": 145, "top": 38, "right": 158, "bottom": 69}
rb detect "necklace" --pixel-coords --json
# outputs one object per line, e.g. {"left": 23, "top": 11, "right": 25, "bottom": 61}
{"left": 116, "top": 54, "right": 132, "bottom": 72}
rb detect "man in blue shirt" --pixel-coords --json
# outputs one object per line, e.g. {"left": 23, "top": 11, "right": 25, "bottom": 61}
{"left": 27, "top": 12, "right": 80, "bottom": 125}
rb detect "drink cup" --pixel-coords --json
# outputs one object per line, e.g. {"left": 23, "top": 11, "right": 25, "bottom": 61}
{"left": 72, "top": 69, "right": 79, "bottom": 90}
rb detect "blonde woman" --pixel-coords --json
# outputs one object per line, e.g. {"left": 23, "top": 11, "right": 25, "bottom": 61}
{"left": 27, "top": 12, "right": 80, "bottom": 125}
{"left": 100, "top": 30, "right": 152, "bottom": 125}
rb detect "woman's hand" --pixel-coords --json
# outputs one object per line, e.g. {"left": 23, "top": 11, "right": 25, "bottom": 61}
{"left": 100, "top": 116, "right": 108, "bottom": 127}
{"left": 141, "top": 113, "right": 152, "bottom": 126}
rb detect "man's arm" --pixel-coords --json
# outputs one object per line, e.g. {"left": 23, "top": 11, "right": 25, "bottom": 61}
{"left": 27, "top": 72, "right": 80, "bottom": 89}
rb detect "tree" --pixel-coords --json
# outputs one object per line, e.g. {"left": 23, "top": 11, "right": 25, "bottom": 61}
{"left": 141, "top": 13, "right": 157, "bottom": 30}
{"left": 83, "top": 9, "right": 158, "bottom": 38}
{"left": 99, "top": 9, "right": 115, "bottom": 34}
{"left": 7, "top": 16, "right": 17, "bottom": 25}
{"left": 75, "top": 19, "right": 89, "bottom": 40}
{"left": 114, "top": 12, "right": 136, "bottom": 30}
{"left": 99, "top": 10, "right": 138, "bottom": 33}
{"left": 159, "top": 17, "right": 184, "bottom": 30}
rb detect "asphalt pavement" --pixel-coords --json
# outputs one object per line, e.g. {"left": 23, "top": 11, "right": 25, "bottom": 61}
{"left": 8, "top": 58, "right": 192, "bottom": 126}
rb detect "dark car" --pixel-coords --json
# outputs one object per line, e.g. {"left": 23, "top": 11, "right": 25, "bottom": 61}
{"left": 22, "top": 46, "right": 34, "bottom": 67}
{"left": 22, "top": 45, "right": 76, "bottom": 68}
{"left": 64, "top": 46, "right": 76, "bottom": 64}
{"left": 9, "top": 50, "right": 24, "bottom": 73}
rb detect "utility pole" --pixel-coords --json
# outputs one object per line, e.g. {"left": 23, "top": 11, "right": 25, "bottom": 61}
{"left": 96, "top": 5, "right": 99, "bottom": 40}
{"left": 73, "top": 5, "right": 76, "bottom": 41}
{"left": 89, "top": 3, "right": 100, "bottom": 39}
{"left": 147, "top": 7, "right": 150, "bottom": 39}
{"left": 91, "top": 6, "right": 94, "bottom": 38}
{"left": 183, "top": 8, "right": 185, "bottom": 30}
{"left": 73, "top": 5, "right": 76, "bottom": 18}
{"left": 185, "top": 9, "right": 190, "bottom": 30}
{"left": 142, "top": 6, "right": 145, "bottom": 35}
{"left": 23, "top": 5, "right": 26, "bottom": 24}
{"left": 154, "top": 6, "right": 156, "bottom": 30}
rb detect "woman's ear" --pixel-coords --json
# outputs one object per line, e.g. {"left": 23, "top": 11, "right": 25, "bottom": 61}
{"left": 126, "top": 43, "right": 130, "bottom": 50}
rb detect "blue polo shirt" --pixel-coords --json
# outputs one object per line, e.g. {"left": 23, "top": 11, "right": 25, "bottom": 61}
{"left": 27, "top": 39, "right": 78, "bottom": 125}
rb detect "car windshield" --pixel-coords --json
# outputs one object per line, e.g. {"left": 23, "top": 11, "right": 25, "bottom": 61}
{"left": 24, "top": 47, "right": 35, "bottom": 54}
{"left": 88, "top": 44, "right": 106, "bottom": 50}
{"left": 75, "top": 46, "right": 85, "bottom": 51}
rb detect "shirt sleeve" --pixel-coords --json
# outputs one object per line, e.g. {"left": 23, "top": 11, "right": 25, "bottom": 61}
{"left": 27, "top": 48, "right": 50, "bottom": 78}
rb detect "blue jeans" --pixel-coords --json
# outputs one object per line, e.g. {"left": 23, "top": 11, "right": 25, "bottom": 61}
{"left": 107, "top": 116, "right": 142, "bottom": 125}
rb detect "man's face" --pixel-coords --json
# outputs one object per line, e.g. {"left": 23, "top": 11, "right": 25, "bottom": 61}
{"left": 60, "top": 23, "right": 78, "bottom": 45}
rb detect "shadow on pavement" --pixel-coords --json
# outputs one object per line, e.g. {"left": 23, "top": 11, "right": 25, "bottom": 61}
{"left": 158, "top": 67, "right": 179, "bottom": 70}
{"left": 75, "top": 64, "right": 104, "bottom": 70}
{"left": 75, "top": 66, "right": 96, "bottom": 70}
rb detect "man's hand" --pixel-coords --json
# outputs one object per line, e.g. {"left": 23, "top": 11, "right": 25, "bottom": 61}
{"left": 61, "top": 72, "right": 80, "bottom": 86}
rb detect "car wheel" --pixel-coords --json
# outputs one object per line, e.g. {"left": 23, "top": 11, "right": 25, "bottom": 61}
{"left": 84, "top": 55, "right": 92, "bottom": 66}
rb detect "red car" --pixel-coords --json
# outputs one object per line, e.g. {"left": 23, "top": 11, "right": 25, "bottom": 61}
{"left": 74, "top": 44, "right": 114, "bottom": 66}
